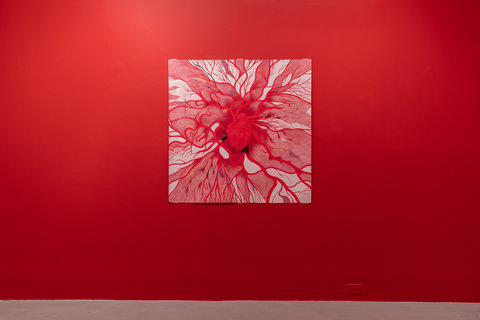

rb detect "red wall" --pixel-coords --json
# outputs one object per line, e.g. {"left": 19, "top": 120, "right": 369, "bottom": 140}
{"left": 1, "top": 0, "right": 479, "bottom": 301}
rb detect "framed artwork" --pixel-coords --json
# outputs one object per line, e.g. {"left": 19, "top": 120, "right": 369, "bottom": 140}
{"left": 168, "top": 59, "right": 311, "bottom": 203}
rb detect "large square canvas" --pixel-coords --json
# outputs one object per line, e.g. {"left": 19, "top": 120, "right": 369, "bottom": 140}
{"left": 168, "top": 59, "right": 311, "bottom": 203}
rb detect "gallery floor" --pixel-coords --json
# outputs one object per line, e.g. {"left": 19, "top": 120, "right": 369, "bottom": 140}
{"left": 1, "top": 300, "right": 479, "bottom": 320}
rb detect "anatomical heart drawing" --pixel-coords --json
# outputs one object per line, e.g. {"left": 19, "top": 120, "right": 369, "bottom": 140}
{"left": 168, "top": 59, "right": 312, "bottom": 203}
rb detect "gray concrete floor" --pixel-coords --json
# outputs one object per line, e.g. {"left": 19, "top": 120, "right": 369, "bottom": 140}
{"left": 1, "top": 300, "right": 480, "bottom": 320}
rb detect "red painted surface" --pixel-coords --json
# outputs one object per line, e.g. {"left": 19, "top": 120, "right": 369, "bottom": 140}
{"left": 1, "top": 0, "right": 479, "bottom": 301}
